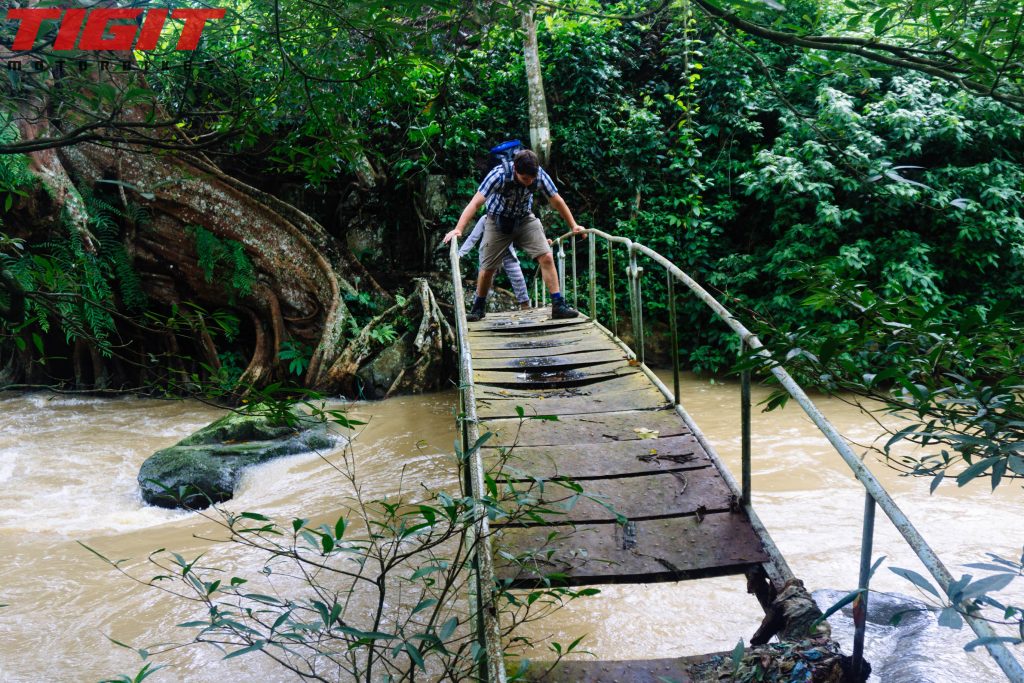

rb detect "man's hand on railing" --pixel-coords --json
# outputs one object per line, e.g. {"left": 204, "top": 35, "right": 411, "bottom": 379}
{"left": 572, "top": 224, "right": 587, "bottom": 239}
{"left": 443, "top": 228, "right": 462, "bottom": 245}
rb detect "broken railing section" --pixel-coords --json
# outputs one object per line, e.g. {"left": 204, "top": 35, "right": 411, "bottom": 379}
{"left": 546, "top": 228, "right": 1024, "bottom": 682}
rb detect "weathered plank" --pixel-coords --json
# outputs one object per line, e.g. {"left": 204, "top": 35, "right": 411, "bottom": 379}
{"left": 473, "top": 363, "right": 638, "bottom": 390}
{"left": 480, "top": 407, "right": 688, "bottom": 447}
{"left": 475, "top": 369, "right": 656, "bottom": 401}
{"left": 468, "top": 315, "right": 592, "bottom": 335}
{"left": 472, "top": 348, "right": 628, "bottom": 371}
{"left": 472, "top": 337, "right": 619, "bottom": 358}
{"left": 494, "top": 467, "right": 732, "bottom": 525}
{"left": 469, "top": 328, "right": 605, "bottom": 349}
{"left": 493, "top": 512, "right": 768, "bottom": 587}
{"left": 476, "top": 389, "right": 669, "bottom": 418}
{"left": 484, "top": 434, "right": 706, "bottom": 480}
{"left": 475, "top": 370, "right": 670, "bottom": 417}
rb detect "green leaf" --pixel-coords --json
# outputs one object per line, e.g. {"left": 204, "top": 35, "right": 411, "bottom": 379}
{"left": 961, "top": 573, "right": 1016, "bottom": 599}
{"left": 731, "top": 637, "right": 745, "bottom": 672}
{"left": 411, "top": 564, "right": 444, "bottom": 580}
{"left": 223, "top": 641, "right": 265, "bottom": 659}
{"left": 957, "top": 456, "right": 999, "bottom": 487}
{"left": 405, "top": 642, "right": 426, "bottom": 669}
{"left": 890, "top": 567, "right": 940, "bottom": 598}
{"left": 438, "top": 616, "right": 459, "bottom": 641}
{"left": 813, "top": 588, "right": 863, "bottom": 628}
{"left": 240, "top": 511, "right": 270, "bottom": 521}
{"left": 938, "top": 607, "right": 964, "bottom": 629}
{"left": 243, "top": 593, "right": 284, "bottom": 605}
{"left": 411, "top": 598, "right": 438, "bottom": 615}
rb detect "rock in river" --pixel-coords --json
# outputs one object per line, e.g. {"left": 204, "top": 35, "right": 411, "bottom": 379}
{"left": 138, "top": 407, "right": 337, "bottom": 509}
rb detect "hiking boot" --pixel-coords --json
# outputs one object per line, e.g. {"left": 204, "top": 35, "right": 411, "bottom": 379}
{"left": 551, "top": 300, "right": 579, "bottom": 319}
{"left": 466, "top": 304, "right": 486, "bottom": 322}
{"left": 519, "top": 301, "right": 532, "bottom": 310}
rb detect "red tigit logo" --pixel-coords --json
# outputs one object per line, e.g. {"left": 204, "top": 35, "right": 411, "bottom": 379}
{"left": 4, "top": 8, "right": 226, "bottom": 51}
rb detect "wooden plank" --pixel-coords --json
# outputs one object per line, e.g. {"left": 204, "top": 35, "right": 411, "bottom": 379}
{"left": 474, "top": 371, "right": 660, "bottom": 401}
{"left": 528, "top": 653, "right": 731, "bottom": 683}
{"left": 481, "top": 407, "right": 688, "bottom": 447}
{"left": 473, "top": 363, "right": 637, "bottom": 390}
{"left": 476, "top": 388, "right": 669, "bottom": 418}
{"left": 472, "top": 348, "right": 628, "bottom": 371}
{"left": 469, "top": 315, "right": 592, "bottom": 335}
{"left": 472, "top": 337, "right": 619, "bottom": 358}
{"left": 469, "top": 327, "right": 605, "bottom": 348}
{"left": 475, "top": 371, "right": 671, "bottom": 417}
{"left": 494, "top": 512, "right": 769, "bottom": 586}
{"left": 494, "top": 467, "right": 732, "bottom": 524}
{"left": 483, "top": 434, "right": 706, "bottom": 480}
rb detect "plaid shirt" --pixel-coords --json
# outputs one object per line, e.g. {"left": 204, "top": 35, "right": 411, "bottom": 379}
{"left": 478, "top": 164, "right": 558, "bottom": 218}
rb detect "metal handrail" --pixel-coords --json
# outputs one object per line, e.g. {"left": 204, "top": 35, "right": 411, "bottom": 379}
{"left": 448, "top": 240, "right": 506, "bottom": 683}
{"left": 545, "top": 228, "right": 1024, "bottom": 682}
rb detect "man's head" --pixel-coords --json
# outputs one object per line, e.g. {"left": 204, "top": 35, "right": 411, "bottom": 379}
{"left": 513, "top": 149, "right": 539, "bottom": 186}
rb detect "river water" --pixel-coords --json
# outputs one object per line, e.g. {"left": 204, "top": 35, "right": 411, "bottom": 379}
{"left": 0, "top": 377, "right": 1020, "bottom": 681}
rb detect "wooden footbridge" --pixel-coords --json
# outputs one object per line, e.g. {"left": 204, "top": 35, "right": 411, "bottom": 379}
{"left": 447, "top": 231, "right": 1024, "bottom": 683}
{"left": 470, "top": 310, "right": 769, "bottom": 589}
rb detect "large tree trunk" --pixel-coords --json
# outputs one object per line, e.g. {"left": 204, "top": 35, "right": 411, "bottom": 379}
{"left": 3, "top": 48, "right": 454, "bottom": 397}
{"left": 522, "top": 6, "right": 552, "bottom": 166}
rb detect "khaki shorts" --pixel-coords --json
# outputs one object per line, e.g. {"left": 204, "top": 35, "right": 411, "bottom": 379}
{"left": 479, "top": 214, "right": 550, "bottom": 271}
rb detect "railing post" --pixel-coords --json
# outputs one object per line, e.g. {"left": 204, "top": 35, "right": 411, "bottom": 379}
{"left": 668, "top": 270, "right": 680, "bottom": 405}
{"left": 588, "top": 233, "right": 597, "bottom": 318}
{"left": 571, "top": 235, "right": 578, "bottom": 310}
{"left": 607, "top": 241, "right": 618, "bottom": 337}
{"left": 627, "top": 247, "right": 644, "bottom": 364}
{"left": 636, "top": 264, "right": 645, "bottom": 366}
{"left": 533, "top": 275, "right": 539, "bottom": 310}
{"left": 741, "top": 343, "right": 751, "bottom": 507}
{"left": 557, "top": 240, "right": 566, "bottom": 295}
{"left": 853, "top": 492, "right": 876, "bottom": 680}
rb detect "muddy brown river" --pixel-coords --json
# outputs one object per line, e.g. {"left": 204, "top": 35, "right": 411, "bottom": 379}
{"left": 0, "top": 376, "right": 1019, "bottom": 681}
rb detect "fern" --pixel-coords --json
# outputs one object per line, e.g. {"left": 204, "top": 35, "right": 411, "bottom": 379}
{"left": 189, "top": 225, "right": 255, "bottom": 301}
{"left": 79, "top": 188, "right": 149, "bottom": 313}
{"left": 0, "top": 114, "right": 36, "bottom": 212}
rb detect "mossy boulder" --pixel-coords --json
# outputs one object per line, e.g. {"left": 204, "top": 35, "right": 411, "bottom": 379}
{"left": 139, "top": 407, "right": 336, "bottom": 509}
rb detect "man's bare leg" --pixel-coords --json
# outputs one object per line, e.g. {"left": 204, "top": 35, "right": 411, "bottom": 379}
{"left": 536, "top": 253, "right": 578, "bottom": 318}
{"left": 537, "top": 253, "right": 560, "bottom": 294}
{"left": 476, "top": 269, "right": 497, "bottom": 298}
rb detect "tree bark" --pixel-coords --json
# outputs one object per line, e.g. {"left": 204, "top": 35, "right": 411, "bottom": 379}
{"left": 522, "top": 6, "right": 552, "bottom": 166}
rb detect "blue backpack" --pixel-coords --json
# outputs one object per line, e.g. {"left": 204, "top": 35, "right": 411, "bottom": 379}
{"left": 487, "top": 139, "right": 522, "bottom": 186}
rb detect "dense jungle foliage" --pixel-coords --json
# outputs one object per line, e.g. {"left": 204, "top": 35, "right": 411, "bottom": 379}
{"left": 1, "top": 0, "right": 1022, "bottom": 389}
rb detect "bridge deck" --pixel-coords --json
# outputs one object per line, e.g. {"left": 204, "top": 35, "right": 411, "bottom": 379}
{"left": 468, "top": 309, "right": 770, "bottom": 589}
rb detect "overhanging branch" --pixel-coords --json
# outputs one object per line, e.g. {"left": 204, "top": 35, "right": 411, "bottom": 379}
{"left": 691, "top": 0, "right": 1024, "bottom": 113}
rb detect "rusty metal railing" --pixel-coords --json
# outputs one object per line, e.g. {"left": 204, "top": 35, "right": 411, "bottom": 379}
{"left": 541, "top": 228, "right": 1024, "bottom": 682}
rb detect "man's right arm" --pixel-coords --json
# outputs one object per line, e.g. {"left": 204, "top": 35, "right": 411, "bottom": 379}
{"left": 444, "top": 192, "right": 486, "bottom": 244}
